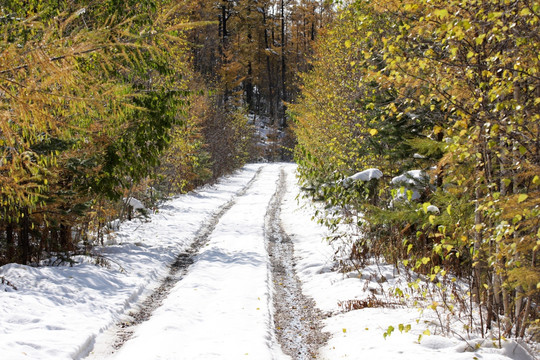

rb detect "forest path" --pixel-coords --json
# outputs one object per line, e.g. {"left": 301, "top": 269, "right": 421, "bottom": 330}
{"left": 85, "top": 163, "right": 327, "bottom": 360}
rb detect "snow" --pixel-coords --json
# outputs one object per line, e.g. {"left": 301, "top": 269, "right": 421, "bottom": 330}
{"left": 391, "top": 169, "right": 430, "bottom": 201}
{"left": 124, "top": 197, "right": 144, "bottom": 210}
{"left": 343, "top": 168, "right": 383, "bottom": 187}
{"left": 251, "top": 113, "right": 285, "bottom": 158}
{"left": 0, "top": 163, "right": 536, "bottom": 360}
{"left": 391, "top": 169, "right": 428, "bottom": 186}
{"left": 426, "top": 205, "right": 440, "bottom": 214}
{"left": 107, "top": 163, "right": 286, "bottom": 359}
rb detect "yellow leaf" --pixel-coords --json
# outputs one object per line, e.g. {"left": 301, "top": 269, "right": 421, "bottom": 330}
{"left": 518, "top": 194, "right": 528, "bottom": 203}
{"left": 434, "top": 9, "right": 449, "bottom": 18}
{"left": 342, "top": 328, "right": 347, "bottom": 333}
{"left": 476, "top": 34, "right": 486, "bottom": 45}
{"left": 433, "top": 125, "right": 443, "bottom": 134}
{"left": 423, "top": 329, "right": 431, "bottom": 336}
{"left": 369, "top": 128, "right": 378, "bottom": 136}
{"left": 345, "top": 40, "right": 352, "bottom": 48}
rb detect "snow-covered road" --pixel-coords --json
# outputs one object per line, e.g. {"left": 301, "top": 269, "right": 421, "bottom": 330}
{"left": 97, "top": 163, "right": 288, "bottom": 359}
{"left": 0, "top": 163, "right": 535, "bottom": 360}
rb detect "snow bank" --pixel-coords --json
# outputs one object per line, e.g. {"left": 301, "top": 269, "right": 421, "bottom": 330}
{"left": 0, "top": 164, "right": 262, "bottom": 360}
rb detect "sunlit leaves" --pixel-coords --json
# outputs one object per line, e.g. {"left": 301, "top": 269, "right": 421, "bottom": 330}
{"left": 293, "top": 0, "right": 539, "bottom": 339}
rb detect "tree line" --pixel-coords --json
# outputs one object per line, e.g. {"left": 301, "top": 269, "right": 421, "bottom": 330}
{"left": 292, "top": 0, "right": 538, "bottom": 341}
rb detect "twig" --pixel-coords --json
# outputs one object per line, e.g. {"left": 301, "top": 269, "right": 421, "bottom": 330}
{"left": 0, "top": 46, "right": 107, "bottom": 75}
{"left": 0, "top": 276, "right": 18, "bottom": 290}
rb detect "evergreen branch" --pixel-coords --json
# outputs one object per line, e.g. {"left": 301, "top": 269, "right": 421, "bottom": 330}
{"left": 0, "top": 46, "right": 107, "bottom": 75}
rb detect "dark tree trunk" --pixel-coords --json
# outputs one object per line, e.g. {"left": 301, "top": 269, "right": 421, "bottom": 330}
{"left": 263, "top": 9, "right": 275, "bottom": 123}
{"left": 246, "top": 61, "right": 253, "bottom": 109}
{"left": 221, "top": 3, "right": 227, "bottom": 44}
{"left": 280, "top": 0, "right": 287, "bottom": 127}
{"left": 246, "top": 18, "right": 254, "bottom": 110}
{"left": 19, "top": 208, "right": 30, "bottom": 264}
{"left": 6, "top": 222, "right": 14, "bottom": 262}
{"left": 60, "top": 224, "right": 72, "bottom": 252}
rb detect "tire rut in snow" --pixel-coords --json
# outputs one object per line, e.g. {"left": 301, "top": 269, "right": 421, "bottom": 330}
{"left": 109, "top": 167, "right": 263, "bottom": 352}
{"left": 266, "top": 168, "right": 329, "bottom": 359}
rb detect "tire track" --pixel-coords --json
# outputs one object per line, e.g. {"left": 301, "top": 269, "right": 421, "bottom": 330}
{"left": 102, "top": 166, "right": 263, "bottom": 353}
{"left": 266, "top": 167, "right": 329, "bottom": 359}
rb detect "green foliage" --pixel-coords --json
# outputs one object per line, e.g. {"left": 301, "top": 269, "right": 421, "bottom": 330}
{"left": 0, "top": 0, "right": 205, "bottom": 264}
{"left": 293, "top": 0, "right": 539, "bottom": 339}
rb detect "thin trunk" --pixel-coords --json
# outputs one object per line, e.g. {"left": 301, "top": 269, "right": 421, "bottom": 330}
{"left": 518, "top": 249, "right": 537, "bottom": 337}
{"left": 473, "top": 185, "right": 485, "bottom": 337}
{"left": 486, "top": 277, "right": 493, "bottom": 330}
{"left": 311, "top": 2, "right": 316, "bottom": 41}
{"left": 221, "top": 2, "right": 228, "bottom": 45}
{"left": 246, "top": 5, "right": 254, "bottom": 110}
{"left": 498, "top": 137, "right": 511, "bottom": 320}
{"left": 221, "top": 2, "right": 229, "bottom": 103}
{"left": 263, "top": 9, "right": 275, "bottom": 122}
{"left": 492, "top": 272, "right": 501, "bottom": 315}
{"left": 512, "top": 76, "right": 523, "bottom": 336}
{"left": 280, "top": 0, "right": 287, "bottom": 127}
{"left": 19, "top": 208, "right": 30, "bottom": 265}
{"left": 6, "top": 222, "right": 14, "bottom": 261}
{"left": 246, "top": 61, "right": 253, "bottom": 109}
{"left": 518, "top": 297, "right": 531, "bottom": 338}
